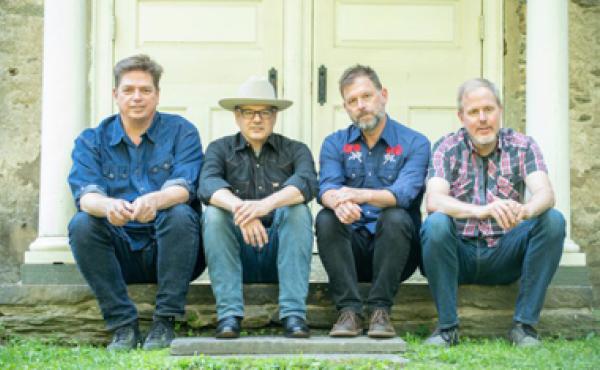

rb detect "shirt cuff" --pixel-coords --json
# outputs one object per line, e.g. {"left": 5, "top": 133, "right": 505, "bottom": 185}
{"left": 79, "top": 184, "right": 107, "bottom": 199}
{"left": 199, "top": 178, "right": 232, "bottom": 204}
{"left": 161, "top": 178, "right": 192, "bottom": 193}
{"left": 317, "top": 184, "right": 342, "bottom": 204}
{"left": 283, "top": 177, "right": 311, "bottom": 203}
{"left": 384, "top": 185, "right": 407, "bottom": 208}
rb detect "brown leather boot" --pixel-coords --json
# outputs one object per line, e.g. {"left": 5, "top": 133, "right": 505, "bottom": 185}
{"left": 329, "top": 310, "right": 363, "bottom": 337}
{"left": 367, "top": 308, "right": 396, "bottom": 338}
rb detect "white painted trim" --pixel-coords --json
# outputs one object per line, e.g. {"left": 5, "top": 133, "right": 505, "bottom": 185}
{"left": 90, "top": 0, "right": 115, "bottom": 127}
{"left": 482, "top": 0, "right": 503, "bottom": 98}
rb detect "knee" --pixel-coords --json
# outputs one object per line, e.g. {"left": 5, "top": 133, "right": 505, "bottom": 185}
{"left": 379, "top": 208, "right": 414, "bottom": 233}
{"left": 157, "top": 203, "right": 199, "bottom": 232}
{"left": 538, "top": 208, "right": 566, "bottom": 236}
{"left": 202, "top": 205, "right": 233, "bottom": 232}
{"left": 68, "top": 212, "right": 106, "bottom": 246}
{"left": 420, "top": 212, "right": 454, "bottom": 245}
{"left": 278, "top": 204, "right": 312, "bottom": 229}
{"left": 315, "top": 208, "right": 339, "bottom": 234}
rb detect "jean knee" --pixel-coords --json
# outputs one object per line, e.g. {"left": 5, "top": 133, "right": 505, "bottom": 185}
{"left": 538, "top": 208, "right": 566, "bottom": 236}
{"left": 158, "top": 203, "right": 198, "bottom": 226}
{"left": 315, "top": 208, "right": 339, "bottom": 236}
{"left": 68, "top": 212, "right": 106, "bottom": 247}
{"left": 279, "top": 204, "right": 311, "bottom": 229}
{"left": 202, "top": 205, "right": 231, "bottom": 229}
{"left": 421, "top": 212, "right": 454, "bottom": 243}
{"left": 379, "top": 208, "right": 414, "bottom": 234}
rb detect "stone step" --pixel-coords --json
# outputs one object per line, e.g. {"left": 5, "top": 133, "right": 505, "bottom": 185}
{"left": 171, "top": 354, "right": 408, "bottom": 365}
{"left": 170, "top": 336, "right": 406, "bottom": 356}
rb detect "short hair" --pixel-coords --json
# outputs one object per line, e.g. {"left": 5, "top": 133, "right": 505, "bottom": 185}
{"left": 457, "top": 78, "right": 502, "bottom": 111}
{"left": 339, "top": 64, "right": 383, "bottom": 97}
{"left": 113, "top": 54, "right": 163, "bottom": 90}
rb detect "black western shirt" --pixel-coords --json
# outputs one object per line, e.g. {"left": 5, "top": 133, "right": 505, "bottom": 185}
{"left": 199, "top": 132, "right": 318, "bottom": 226}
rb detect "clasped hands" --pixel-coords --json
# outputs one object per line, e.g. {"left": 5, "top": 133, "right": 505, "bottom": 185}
{"left": 232, "top": 199, "right": 273, "bottom": 249}
{"left": 328, "top": 187, "right": 371, "bottom": 225}
{"left": 481, "top": 197, "right": 532, "bottom": 230}
{"left": 106, "top": 194, "right": 158, "bottom": 226}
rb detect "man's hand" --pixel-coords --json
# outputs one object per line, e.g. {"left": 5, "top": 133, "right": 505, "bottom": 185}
{"left": 480, "top": 197, "right": 523, "bottom": 230}
{"left": 106, "top": 199, "right": 134, "bottom": 226}
{"left": 131, "top": 193, "right": 159, "bottom": 223}
{"left": 239, "top": 218, "right": 269, "bottom": 249}
{"left": 233, "top": 199, "right": 273, "bottom": 227}
{"left": 333, "top": 187, "right": 371, "bottom": 206}
{"left": 334, "top": 201, "right": 362, "bottom": 224}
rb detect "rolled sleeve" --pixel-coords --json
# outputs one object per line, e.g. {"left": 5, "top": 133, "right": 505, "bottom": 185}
{"left": 198, "top": 140, "right": 231, "bottom": 204}
{"left": 164, "top": 124, "right": 203, "bottom": 201}
{"left": 317, "top": 135, "right": 345, "bottom": 204}
{"left": 282, "top": 142, "right": 318, "bottom": 203}
{"left": 385, "top": 135, "right": 431, "bottom": 208}
{"left": 68, "top": 130, "right": 107, "bottom": 210}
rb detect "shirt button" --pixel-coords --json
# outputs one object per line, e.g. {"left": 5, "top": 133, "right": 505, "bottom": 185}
{"left": 140, "top": 187, "right": 145, "bottom": 192}
{"left": 258, "top": 186, "right": 263, "bottom": 190}
{"left": 256, "top": 164, "right": 260, "bottom": 168}
{"left": 368, "top": 151, "right": 372, "bottom": 155}
{"left": 368, "top": 172, "right": 372, "bottom": 176}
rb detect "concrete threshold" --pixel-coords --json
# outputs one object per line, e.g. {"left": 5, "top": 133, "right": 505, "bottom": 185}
{"left": 170, "top": 336, "right": 407, "bottom": 356}
{"left": 169, "top": 353, "right": 408, "bottom": 365}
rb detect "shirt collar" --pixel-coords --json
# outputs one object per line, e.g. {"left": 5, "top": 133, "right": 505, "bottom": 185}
{"left": 347, "top": 114, "right": 393, "bottom": 146}
{"left": 462, "top": 127, "right": 504, "bottom": 156}
{"left": 109, "top": 113, "right": 159, "bottom": 146}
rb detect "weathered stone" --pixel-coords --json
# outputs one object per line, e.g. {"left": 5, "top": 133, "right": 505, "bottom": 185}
{"left": 170, "top": 336, "right": 407, "bottom": 356}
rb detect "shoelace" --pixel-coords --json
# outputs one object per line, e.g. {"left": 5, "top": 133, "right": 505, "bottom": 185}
{"left": 146, "top": 320, "right": 168, "bottom": 340}
{"left": 113, "top": 326, "right": 134, "bottom": 342}
{"left": 337, "top": 311, "right": 359, "bottom": 326}
{"left": 370, "top": 310, "right": 389, "bottom": 325}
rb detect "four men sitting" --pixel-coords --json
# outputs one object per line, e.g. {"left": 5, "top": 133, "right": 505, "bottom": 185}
{"left": 68, "top": 55, "right": 565, "bottom": 350}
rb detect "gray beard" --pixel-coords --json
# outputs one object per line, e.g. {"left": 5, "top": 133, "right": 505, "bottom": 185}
{"left": 352, "top": 111, "right": 383, "bottom": 132}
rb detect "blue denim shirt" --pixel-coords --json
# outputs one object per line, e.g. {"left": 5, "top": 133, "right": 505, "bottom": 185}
{"left": 68, "top": 112, "right": 203, "bottom": 250}
{"left": 318, "top": 115, "right": 430, "bottom": 234}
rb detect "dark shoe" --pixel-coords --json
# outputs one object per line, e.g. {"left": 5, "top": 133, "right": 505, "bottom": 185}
{"left": 107, "top": 321, "right": 142, "bottom": 351}
{"left": 367, "top": 309, "right": 396, "bottom": 338}
{"left": 215, "top": 316, "right": 241, "bottom": 339}
{"left": 424, "top": 326, "right": 459, "bottom": 347}
{"left": 509, "top": 322, "right": 541, "bottom": 347}
{"left": 142, "top": 316, "right": 176, "bottom": 350}
{"left": 329, "top": 310, "right": 363, "bottom": 337}
{"left": 282, "top": 315, "right": 310, "bottom": 338}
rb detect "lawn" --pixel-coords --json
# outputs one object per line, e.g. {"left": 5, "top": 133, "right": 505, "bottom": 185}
{"left": 0, "top": 334, "right": 598, "bottom": 369}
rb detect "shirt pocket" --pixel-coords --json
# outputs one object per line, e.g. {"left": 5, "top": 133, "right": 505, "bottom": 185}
{"left": 377, "top": 159, "right": 402, "bottom": 186}
{"left": 266, "top": 158, "right": 293, "bottom": 193}
{"left": 232, "top": 181, "right": 250, "bottom": 198}
{"left": 344, "top": 165, "right": 365, "bottom": 187}
{"left": 450, "top": 177, "right": 473, "bottom": 200}
{"left": 148, "top": 155, "right": 174, "bottom": 188}
{"left": 496, "top": 175, "right": 520, "bottom": 200}
{"left": 102, "top": 163, "right": 129, "bottom": 194}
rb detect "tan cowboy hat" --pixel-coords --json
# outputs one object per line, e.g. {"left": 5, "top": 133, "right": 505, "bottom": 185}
{"left": 219, "top": 76, "right": 293, "bottom": 111}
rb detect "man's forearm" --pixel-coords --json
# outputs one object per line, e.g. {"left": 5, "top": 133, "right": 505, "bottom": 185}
{"left": 524, "top": 187, "right": 555, "bottom": 218}
{"left": 80, "top": 193, "right": 114, "bottom": 217}
{"left": 362, "top": 189, "right": 396, "bottom": 208}
{"left": 209, "top": 188, "right": 244, "bottom": 213}
{"left": 146, "top": 185, "right": 190, "bottom": 211}
{"left": 426, "top": 192, "right": 485, "bottom": 219}
{"left": 263, "top": 185, "right": 304, "bottom": 210}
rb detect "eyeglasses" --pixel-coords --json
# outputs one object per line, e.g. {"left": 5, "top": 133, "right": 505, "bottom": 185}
{"left": 236, "top": 108, "right": 276, "bottom": 120}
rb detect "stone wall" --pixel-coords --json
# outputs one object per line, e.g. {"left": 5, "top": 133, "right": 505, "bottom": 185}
{"left": 0, "top": 0, "right": 43, "bottom": 283}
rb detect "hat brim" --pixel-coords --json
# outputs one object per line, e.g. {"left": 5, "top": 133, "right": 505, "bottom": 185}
{"left": 219, "top": 98, "right": 293, "bottom": 111}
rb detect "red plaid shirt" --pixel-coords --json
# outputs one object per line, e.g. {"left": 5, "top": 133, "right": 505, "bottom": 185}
{"left": 427, "top": 128, "right": 547, "bottom": 247}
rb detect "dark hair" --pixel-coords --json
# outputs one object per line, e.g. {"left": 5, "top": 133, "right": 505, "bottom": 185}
{"left": 338, "top": 64, "right": 383, "bottom": 97}
{"left": 457, "top": 78, "right": 502, "bottom": 111}
{"left": 113, "top": 54, "right": 163, "bottom": 90}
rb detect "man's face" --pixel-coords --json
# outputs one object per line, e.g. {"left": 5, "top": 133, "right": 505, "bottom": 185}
{"left": 113, "top": 70, "right": 159, "bottom": 124}
{"left": 342, "top": 76, "right": 388, "bottom": 132}
{"left": 234, "top": 104, "right": 277, "bottom": 146}
{"left": 458, "top": 87, "right": 502, "bottom": 153}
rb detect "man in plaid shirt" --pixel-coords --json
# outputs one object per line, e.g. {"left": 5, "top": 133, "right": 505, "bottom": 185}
{"left": 421, "top": 78, "right": 565, "bottom": 347}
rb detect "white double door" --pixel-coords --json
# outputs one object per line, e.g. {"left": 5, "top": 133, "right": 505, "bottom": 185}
{"left": 114, "top": 0, "right": 484, "bottom": 152}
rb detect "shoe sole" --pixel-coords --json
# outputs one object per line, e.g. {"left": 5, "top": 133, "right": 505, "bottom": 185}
{"left": 329, "top": 330, "right": 362, "bottom": 337}
{"left": 216, "top": 331, "right": 240, "bottom": 339}
{"left": 367, "top": 330, "right": 396, "bottom": 338}
{"left": 285, "top": 331, "right": 311, "bottom": 339}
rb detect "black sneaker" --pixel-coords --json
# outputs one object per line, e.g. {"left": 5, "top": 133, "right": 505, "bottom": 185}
{"left": 424, "top": 326, "right": 459, "bottom": 347}
{"left": 509, "top": 322, "right": 541, "bottom": 347}
{"left": 107, "top": 321, "right": 142, "bottom": 351}
{"left": 142, "top": 316, "right": 176, "bottom": 350}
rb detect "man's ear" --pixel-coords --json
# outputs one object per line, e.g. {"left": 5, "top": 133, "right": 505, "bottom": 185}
{"left": 112, "top": 88, "right": 117, "bottom": 100}
{"left": 381, "top": 87, "right": 389, "bottom": 102}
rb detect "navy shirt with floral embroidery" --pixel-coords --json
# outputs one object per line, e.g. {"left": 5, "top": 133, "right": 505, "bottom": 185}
{"left": 68, "top": 112, "right": 203, "bottom": 250}
{"left": 318, "top": 115, "right": 431, "bottom": 234}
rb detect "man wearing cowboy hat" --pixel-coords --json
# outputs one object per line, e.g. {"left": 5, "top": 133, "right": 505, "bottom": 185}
{"left": 199, "top": 76, "right": 318, "bottom": 338}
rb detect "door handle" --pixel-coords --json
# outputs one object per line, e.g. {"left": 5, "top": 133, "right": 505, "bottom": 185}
{"left": 268, "top": 67, "right": 278, "bottom": 97}
{"left": 318, "top": 65, "right": 327, "bottom": 105}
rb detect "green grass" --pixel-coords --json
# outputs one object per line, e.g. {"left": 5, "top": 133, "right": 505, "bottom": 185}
{"left": 0, "top": 334, "right": 599, "bottom": 369}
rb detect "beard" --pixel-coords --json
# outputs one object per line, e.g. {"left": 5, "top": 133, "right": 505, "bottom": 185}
{"left": 352, "top": 110, "right": 385, "bottom": 132}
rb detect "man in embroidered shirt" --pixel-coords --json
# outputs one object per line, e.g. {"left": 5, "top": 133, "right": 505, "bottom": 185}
{"left": 317, "top": 65, "right": 430, "bottom": 338}
{"left": 68, "top": 55, "right": 205, "bottom": 351}
{"left": 199, "top": 76, "right": 318, "bottom": 339}
{"left": 421, "top": 78, "right": 565, "bottom": 347}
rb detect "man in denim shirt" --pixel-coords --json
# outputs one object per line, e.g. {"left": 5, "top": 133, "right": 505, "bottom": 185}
{"left": 317, "top": 65, "right": 430, "bottom": 338}
{"left": 199, "top": 76, "right": 318, "bottom": 339}
{"left": 68, "top": 55, "right": 204, "bottom": 351}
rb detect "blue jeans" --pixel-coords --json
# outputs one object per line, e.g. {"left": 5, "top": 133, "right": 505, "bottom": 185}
{"left": 421, "top": 209, "right": 564, "bottom": 329}
{"left": 68, "top": 204, "right": 204, "bottom": 330}
{"left": 202, "top": 204, "right": 313, "bottom": 320}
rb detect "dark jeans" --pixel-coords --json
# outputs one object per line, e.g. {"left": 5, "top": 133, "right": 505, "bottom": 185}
{"left": 316, "top": 208, "right": 419, "bottom": 315}
{"left": 420, "top": 209, "right": 565, "bottom": 329}
{"left": 68, "top": 204, "right": 205, "bottom": 330}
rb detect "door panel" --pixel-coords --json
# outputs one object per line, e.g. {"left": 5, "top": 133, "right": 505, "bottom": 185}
{"left": 312, "top": 0, "right": 482, "bottom": 158}
{"left": 114, "top": 0, "right": 284, "bottom": 144}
